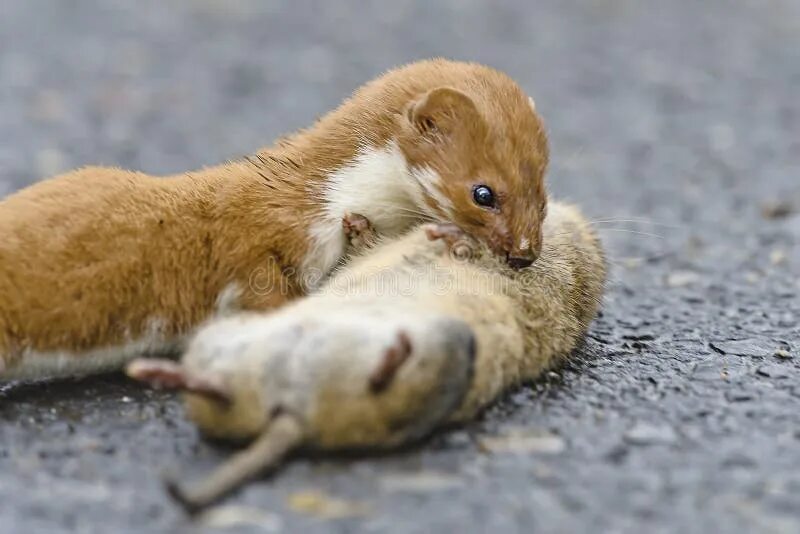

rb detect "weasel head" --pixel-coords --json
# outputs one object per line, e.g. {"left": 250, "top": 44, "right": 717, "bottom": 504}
{"left": 396, "top": 82, "right": 549, "bottom": 269}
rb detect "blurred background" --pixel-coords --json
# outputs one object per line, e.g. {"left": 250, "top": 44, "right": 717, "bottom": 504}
{"left": 2, "top": 0, "right": 799, "bottom": 266}
{"left": 1, "top": 1, "right": 799, "bottom": 533}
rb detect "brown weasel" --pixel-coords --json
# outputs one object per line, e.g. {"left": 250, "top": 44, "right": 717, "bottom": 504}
{"left": 0, "top": 59, "right": 549, "bottom": 380}
{"left": 128, "top": 200, "right": 606, "bottom": 511}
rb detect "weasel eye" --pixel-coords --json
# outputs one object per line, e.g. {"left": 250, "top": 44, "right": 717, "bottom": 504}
{"left": 472, "top": 185, "right": 496, "bottom": 208}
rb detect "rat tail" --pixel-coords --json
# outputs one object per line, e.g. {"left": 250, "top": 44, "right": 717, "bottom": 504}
{"left": 165, "top": 412, "right": 305, "bottom": 514}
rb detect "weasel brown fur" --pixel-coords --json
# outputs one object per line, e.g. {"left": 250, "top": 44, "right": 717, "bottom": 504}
{"left": 0, "top": 59, "right": 548, "bottom": 379}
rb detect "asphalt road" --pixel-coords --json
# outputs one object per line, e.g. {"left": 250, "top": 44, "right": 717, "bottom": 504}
{"left": 1, "top": 1, "right": 799, "bottom": 533}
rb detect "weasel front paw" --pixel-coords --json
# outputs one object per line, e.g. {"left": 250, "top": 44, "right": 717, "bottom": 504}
{"left": 423, "top": 223, "right": 474, "bottom": 260}
{"left": 342, "top": 212, "right": 377, "bottom": 250}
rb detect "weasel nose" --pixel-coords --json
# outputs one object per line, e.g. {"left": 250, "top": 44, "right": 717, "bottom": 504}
{"left": 507, "top": 255, "right": 535, "bottom": 270}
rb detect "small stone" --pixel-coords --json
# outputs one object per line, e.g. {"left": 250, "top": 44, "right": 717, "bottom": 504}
{"left": 287, "top": 490, "right": 370, "bottom": 519}
{"left": 622, "top": 333, "right": 656, "bottom": 341}
{"left": 761, "top": 200, "right": 796, "bottom": 220}
{"left": 756, "top": 363, "right": 791, "bottom": 379}
{"left": 440, "top": 430, "right": 472, "bottom": 448}
{"left": 380, "top": 471, "right": 464, "bottom": 493}
{"left": 604, "top": 444, "right": 629, "bottom": 463}
{"left": 692, "top": 361, "right": 725, "bottom": 381}
{"left": 710, "top": 339, "right": 775, "bottom": 358}
{"left": 721, "top": 454, "right": 757, "bottom": 468}
{"left": 725, "top": 390, "right": 754, "bottom": 402}
{"left": 666, "top": 270, "right": 700, "bottom": 287}
{"left": 623, "top": 422, "right": 677, "bottom": 445}
{"left": 198, "top": 505, "right": 282, "bottom": 531}
{"left": 478, "top": 427, "right": 566, "bottom": 455}
{"left": 723, "top": 360, "right": 753, "bottom": 380}
{"left": 774, "top": 348, "right": 792, "bottom": 359}
{"left": 770, "top": 249, "right": 787, "bottom": 266}
{"left": 622, "top": 258, "right": 642, "bottom": 269}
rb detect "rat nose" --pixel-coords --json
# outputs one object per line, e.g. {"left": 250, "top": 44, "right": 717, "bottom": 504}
{"left": 507, "top": 254, "right": 536, "bottom": 270}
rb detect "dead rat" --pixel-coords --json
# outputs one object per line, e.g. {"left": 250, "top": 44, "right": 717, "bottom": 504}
{"left": 128, "top": 200, "right": 606, "bottom": 512}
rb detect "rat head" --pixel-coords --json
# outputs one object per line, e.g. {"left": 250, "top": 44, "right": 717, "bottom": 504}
{"left": 396, "top": 82, "right": 549, "bottom": 269}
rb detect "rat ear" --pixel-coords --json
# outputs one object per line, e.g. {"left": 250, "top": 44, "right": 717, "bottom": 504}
{"left": 406, "top": 87, "right": 479, "bottom": 137}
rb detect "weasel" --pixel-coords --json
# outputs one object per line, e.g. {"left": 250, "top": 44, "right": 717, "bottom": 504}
{"left": 128, "top": 200, "right": 606, "bottom": 511}
{"left": 0, "top": 59, "right": 549, "bottom": 381}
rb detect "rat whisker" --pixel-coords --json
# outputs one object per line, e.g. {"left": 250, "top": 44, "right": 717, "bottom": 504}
{"left": 594, "top": 228, "right": 665, "bottom": 239}
{"left": 365, "top": 204, "right": 438, "bottom": 221}
{"left": 545, "top": 229, "right": 665, "bottom": 241}
{"left": 587, "top": 218, "right": 687, "bottom": 230}
{"left": 547, "top": 228, "right": 665, "bottom": 240}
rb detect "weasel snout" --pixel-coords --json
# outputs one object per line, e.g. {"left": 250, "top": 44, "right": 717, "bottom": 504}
{"left": 506, "top": 241, "right": 540, "bottom": 269}
{"left": 506, "top": 230, "right": 543, "bottom": 269}
{"left": 487, "top": 225, "right": 542, "bottom": 270}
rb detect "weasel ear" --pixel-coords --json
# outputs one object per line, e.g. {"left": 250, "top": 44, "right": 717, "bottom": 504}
{"left": 406, "top": 87, "right": 479, "bottom": 137}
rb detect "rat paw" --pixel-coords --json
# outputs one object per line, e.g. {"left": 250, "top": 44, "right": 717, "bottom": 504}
{"left": 127, "top": 358, "right": 232, "bottom": 405}
{"left": 423, "top": 223, "right": 474, "bottom": 260}
{"left": 342, "top": 212, "right": 377, "bottom": 250}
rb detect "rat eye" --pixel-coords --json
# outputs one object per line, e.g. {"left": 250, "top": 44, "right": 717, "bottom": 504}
{"left": 472, "top": 185, "right": 496, "bottom": 208}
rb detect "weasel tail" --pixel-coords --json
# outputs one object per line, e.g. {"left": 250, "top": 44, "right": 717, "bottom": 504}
{"left": 128, "top": 200, "right": 606, "bottom": 511}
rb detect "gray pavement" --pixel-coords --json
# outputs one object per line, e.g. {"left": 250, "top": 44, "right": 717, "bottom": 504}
{"left": 1, "top": 1, "right": 799, "bottom": 533}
